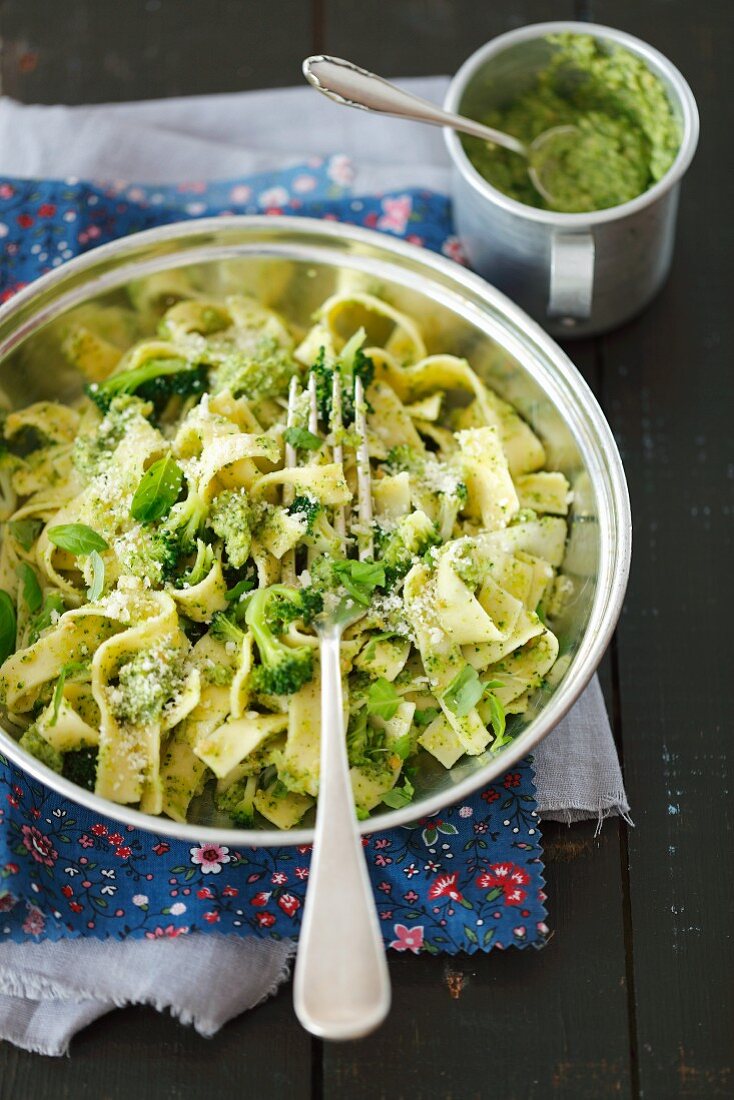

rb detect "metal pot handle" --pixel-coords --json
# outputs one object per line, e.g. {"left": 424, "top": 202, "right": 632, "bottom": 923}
{"left": 548, "top": 232, "right": 595, "bottom": 321}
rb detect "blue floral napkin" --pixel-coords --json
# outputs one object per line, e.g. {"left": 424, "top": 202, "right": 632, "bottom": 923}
{"left": 0, "top": 159, "right": 547, "bottom": 955}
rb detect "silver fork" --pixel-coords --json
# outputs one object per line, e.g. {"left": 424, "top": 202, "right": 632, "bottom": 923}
{"left": 290, "top": 370, "right": 391, "bottom": 1040}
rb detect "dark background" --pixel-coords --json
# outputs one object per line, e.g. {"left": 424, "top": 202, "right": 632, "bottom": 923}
{"left": 0, "top": 2, "right": 731, "bottom": 1098}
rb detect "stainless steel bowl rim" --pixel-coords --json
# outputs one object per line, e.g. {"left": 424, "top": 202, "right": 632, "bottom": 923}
{"left": 0, "top": 215, "right": 631, "bottom": 845}
{"left": 443, "top": 20, "right": 700, "bottom": 227}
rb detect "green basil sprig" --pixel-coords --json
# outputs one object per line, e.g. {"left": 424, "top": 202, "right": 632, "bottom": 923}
{"left": 130, "top": 453, "right": 183, "bottom": 524}
{"left": 0, "top": 590, "right": 17, "bottom": 663}
{"left": 16, "top": 562, "right": 42, "bottom": 614}
{"left": 48, "top": 524, "right": 109, "bottom": 556}
{"left": 87, "top": 550, "right": 105, "bottom": 602}
{"left": 366, "top": 676, "right": 400, "bottom": 721}
{"left": 283, "top": 426, "right": 322, "bottom": 451}
{"left": 333, "top": 559, "right": 385, "bottom": 606}
{"left": 443, "top": 664, "right": 484, "bottom": 717}
{"left": 8, "top": 519, "right": 42, "bottom": 551}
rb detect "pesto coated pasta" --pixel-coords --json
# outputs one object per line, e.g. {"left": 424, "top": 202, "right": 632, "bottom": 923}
{"left": 0, "top": 276, "right": 571, "bottom": 829}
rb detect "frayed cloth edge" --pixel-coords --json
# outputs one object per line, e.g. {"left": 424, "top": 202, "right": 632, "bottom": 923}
{"left": 539, "top": 795, "right": 633, "bottom": 834}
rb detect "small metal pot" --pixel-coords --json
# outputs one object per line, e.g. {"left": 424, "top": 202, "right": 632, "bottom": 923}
{"left": 444, "top": 21, "right": 700, "bottom": 337}
{"left": 0, "top": 216, "right": 630, "bottom": 845}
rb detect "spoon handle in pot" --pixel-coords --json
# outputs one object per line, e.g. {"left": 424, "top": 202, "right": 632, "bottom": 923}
{"left": 303, "top": 54, "right": 527, "bottom": 156}
{"left": 293, "top": 630, "right": 391, "bottom": 1041}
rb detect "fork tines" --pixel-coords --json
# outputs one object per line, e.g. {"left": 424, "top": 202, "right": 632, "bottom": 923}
{"left": 281, "top": 366, "right": 373, "bottom": 581}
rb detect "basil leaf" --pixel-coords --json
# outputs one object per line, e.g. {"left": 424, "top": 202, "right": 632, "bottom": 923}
{"left": 333, "top": 559, "right": 385, "bottom": 606}
{"left": 444, "top": 664, "right": 484, "bottom": 718}
{"left": 535, "top": 602, "right": 546, "bottom": 625}
{"left": 225, "top": 577, "right": 256, "bottom": 603}
{"left": 87, "top": 550, "right": 105, "bottom": 602}
{"left": 49, "top": 661, "right": 88, "bottom": 727}
{"left": 8, "top": 519, "right": 42, "bottom": 551}
{"left": 28, "top": 592, "right": 65, "bottom": 644}
{"left": 130, "top": 454, "right": 183, "bottom": 524}
{"left": 16, "top": 562, "right": 42, "bottom": 614}
{"left": 48, "top": 523, "right": 108, "bottom": 556}
{"left": 486, "top": 691, "right": 508, "bottom": 746}
{"left": 0, "top": 590, "right": 16, "bottom": 663}
{"left": 414, "top": 706, "right": 440, "bottom": 729}
{"left": 391, "top": 731, "right": 413, "bottom": 761}
{"left": 283, "top": 426, "right": 322, "bottom": 451}
{"left": 381, "top": 775, "right": 415, "bottom": 809}
{"left": 366, "top": 677, "right": 400, "bottom": 721}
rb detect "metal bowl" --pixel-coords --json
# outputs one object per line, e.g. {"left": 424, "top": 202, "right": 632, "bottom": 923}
{"left": 0, "top": 216, "right": 631, "bottom": 845}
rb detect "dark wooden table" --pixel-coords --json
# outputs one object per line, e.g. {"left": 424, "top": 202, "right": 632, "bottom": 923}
{"left": 0, "top": 2, "right": 730, "bottom": 1097}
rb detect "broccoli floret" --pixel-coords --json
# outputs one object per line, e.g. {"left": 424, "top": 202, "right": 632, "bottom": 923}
{"left": 62, "top": 746, "right": 98, "bottom": 792}
{"left": 245, "top": 585, "right": 314, "bottom": 696}
{"left": 210, "top": 336, "right": 298, "bottom": 401}
{"left": 266, "top": 585, "right": 324, "bottom": 633}
{"left": 85, "top": 358, "right": 208, "bottom": 415}
{"left": 208, "top": 489, "right": 253, "bottom": 569}
{"left": 286, "top": 494, "right": 342, "bottom": 555}
{"left": 112, "top": 525, "right": 180, "bottom": 588}
{"left": 376, "top": 512, "right": 442, "bottom": 586}
{"left": 109, "top": 645, "right": 188, "bottom": 726}
{"left": 176, "top": 539, "right": 214, "bottom": 589}
{"left": 216, "top": 774, "right": 259, "bottom": 827}
{"left": 310, "top": 332, "right": 375, "bottom": 426}
{"left": 19, "top": 724, "right": 63, "bottom": 773}
{"left": 288, "top": 494, "right": 322, "bottom": 535}
{"left": 210, "top": 608, "right": 247, "bottom": 647}
{"left": 162, "top": 480, "right": 208, "bottom": 558}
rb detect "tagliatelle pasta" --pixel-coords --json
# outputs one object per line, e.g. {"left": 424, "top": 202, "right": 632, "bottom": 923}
{"left": 0, "top": 279, "right": 571, "bottom": 829}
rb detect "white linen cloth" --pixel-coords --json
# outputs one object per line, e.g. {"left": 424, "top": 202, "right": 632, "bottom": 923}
{"left": 0, "top": 80, "right": 629, "bottom": 1055}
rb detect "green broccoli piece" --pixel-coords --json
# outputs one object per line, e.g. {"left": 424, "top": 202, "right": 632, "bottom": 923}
{"left": 384, "top": 444, "right": 422, "bottom": 475}
{"left": 85, "top": 357, "right": 208, "bottom": 415}
{"left": 176, "top": 539, "right": 214, "bottom": 589}
{"left": 244, "top": 585, "right": 314, "bottom": 696}
{"left": 210, "top": 609, "right": 247, "bottom": 647}
{"left": 210, "top": 336, "right": 298, "bottom": 401}
{"left": 208, "top": 488, "right": 253, "bottom": 569}
{"left": 376, "top": 512, "right": 442, "bottom": 586}
{"left": 19, "top": 724, "right": 63, "bottom": 773}
{"left": 216, "top": 774, "right": 259, "bottom": 828}
{"left": 286, "top": 494, "right": 341, "bottom": 555}
{"left": 110, "top": 646, "right": 187, "bottom": 726}
{"left": 288, "top": 494, "right": 322, "bottom": 535}
{"left": 62, "top": 746, "right": 98, "bottom": 792}
{"left": 161, "top": 480, "right": 208, "bottom": 558}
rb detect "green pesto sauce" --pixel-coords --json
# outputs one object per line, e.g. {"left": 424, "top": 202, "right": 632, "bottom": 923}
{"left": 463, "top": 33, "right": 681, "bottom": 213}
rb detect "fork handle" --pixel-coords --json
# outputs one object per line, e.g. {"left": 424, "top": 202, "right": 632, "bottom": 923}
{"left": 293, "top": 631, "right": 391, "bottom": 1040}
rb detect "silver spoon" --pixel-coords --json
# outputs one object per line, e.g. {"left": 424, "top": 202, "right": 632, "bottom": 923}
{"left": 303, "top": 54, "right": 578, "bottom": 207}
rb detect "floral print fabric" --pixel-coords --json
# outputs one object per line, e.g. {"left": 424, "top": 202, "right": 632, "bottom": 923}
{"left": 0, "top": 158, "right": 547, "bottom": 954}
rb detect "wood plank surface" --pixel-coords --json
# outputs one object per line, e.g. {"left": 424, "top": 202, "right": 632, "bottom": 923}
{"left": 323, "top": 0, "right": 576, "bottom": 76}
{"left": 587, "top": 1, "right": 734, "bottom": 1095}
{"left": 0, "top": 0, "right": 313, "bottom": 103}
{"left": 0, "top": 988, "right": 313, "bottom": 1100}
